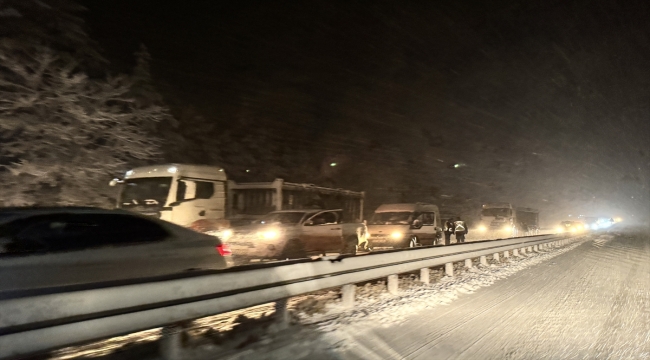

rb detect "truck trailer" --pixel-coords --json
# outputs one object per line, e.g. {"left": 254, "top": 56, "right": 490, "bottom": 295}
{"left": 110, "top": 164, "right": 365, "bottom": 232}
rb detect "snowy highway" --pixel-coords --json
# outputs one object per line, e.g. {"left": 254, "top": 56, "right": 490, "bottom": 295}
{"left": 214, "top": 228, "right": 649, "bottom": 360}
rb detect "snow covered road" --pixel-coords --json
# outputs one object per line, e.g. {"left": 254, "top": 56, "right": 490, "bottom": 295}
{"left": 220, "top": 229, "right": 649, "bottom": 360}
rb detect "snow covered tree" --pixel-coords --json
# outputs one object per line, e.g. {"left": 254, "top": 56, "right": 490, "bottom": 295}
{"left": 0, "top": 43, "right": 164, "bottom": 206}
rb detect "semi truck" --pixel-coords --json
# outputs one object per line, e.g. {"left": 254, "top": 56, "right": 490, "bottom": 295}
{"left": 474, "top": 203, "right": 539, "bottom": 238}
{"left": 110, "top": 164, "right": 365, "bottom": 232}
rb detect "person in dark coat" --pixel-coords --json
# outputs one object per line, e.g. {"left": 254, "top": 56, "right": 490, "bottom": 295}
{"left": 444, "top": 218, "right": 455, "bottom": 246}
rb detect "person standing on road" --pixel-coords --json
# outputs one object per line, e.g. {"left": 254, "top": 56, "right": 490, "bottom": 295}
{"left": 454, "top": 216, "right": 468, "bottom": 243}
{"left": 444, "top": 218, "right": 455, "bottom": 245}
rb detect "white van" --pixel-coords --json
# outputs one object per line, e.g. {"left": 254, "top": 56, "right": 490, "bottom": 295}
{"left": 366, "top": 203, "right": 443, "bottom": 249}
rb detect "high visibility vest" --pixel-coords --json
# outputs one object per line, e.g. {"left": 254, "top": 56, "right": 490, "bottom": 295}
{"left": 454, "top": 221, "right": 466, "bottom": 232}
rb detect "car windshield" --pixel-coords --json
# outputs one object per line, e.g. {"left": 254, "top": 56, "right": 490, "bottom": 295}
{"left": 120, "top": 178, "right": 172, "bottom": 207}
{"left": 259, "top": 212, "right": 306, "bottom": 225}
{"left": 481, "top": 208, "right": 512, "bottom": 217}
{"left": 370, "top": 212, "right": 412, "bottom": 225}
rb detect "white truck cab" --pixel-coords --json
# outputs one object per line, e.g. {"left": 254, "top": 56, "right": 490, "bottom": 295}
{"left": 112, "top": 164, "right": 228, "bottom": 229}
{"left": 366, "top": 203, "right": 442, "bottom": 249}
{"left": 475, "top": 202, "right": 517, "bottom": 238}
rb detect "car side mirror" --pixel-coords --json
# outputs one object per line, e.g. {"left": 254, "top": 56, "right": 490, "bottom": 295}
{"left": 412, "top": 219, "right": 423, "bottom": 229}
{"left": 109, "top": 178, "right": 123, "bottom": 187}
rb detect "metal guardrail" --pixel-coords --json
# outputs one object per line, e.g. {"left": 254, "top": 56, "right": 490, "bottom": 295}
{"left": 0, "top": 234, "right": 575, "bottom": 359}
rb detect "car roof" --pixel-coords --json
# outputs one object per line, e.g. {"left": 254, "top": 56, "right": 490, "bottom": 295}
{"left": 0, "top": 207, "right": 140, "bottom": 223}
{"left": 0, "top": 206, "right": 131, "bottom": 215}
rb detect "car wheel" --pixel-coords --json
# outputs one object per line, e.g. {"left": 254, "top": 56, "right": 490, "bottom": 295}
{"left": 408, "top": 236, "right": 419, "bottom": 248}
{"left": 341, "top": 236, "right": 358, "bottom": 255}
{"left": 280, "top": 239, "right": 306, "bottom": 260}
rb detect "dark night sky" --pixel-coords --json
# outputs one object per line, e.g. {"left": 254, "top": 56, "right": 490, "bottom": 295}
{"left": 83, "top": 0, "right": 650, "bottom": 224}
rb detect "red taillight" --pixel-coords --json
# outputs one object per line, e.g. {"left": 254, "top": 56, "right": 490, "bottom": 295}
{"left": 216, "top": 243, "right": 232, "bottom": 256}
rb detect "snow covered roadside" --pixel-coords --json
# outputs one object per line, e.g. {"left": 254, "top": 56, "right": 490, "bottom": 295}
{"left": 209, "top": 235, "right": 593, "bottom": 360}
{"left": 50, "top": 235, "right": 592, "bottom": 360}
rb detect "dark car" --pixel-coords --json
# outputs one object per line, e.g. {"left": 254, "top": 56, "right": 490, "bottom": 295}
{"left": 0, "top": 207, "right": 230, "bottom": 292}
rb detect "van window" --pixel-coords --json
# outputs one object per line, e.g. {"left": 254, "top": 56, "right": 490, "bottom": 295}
{"left": 370, "top": 212, "right": 412, "bottom": 225}
{"left": 422, "top": 212, "right": 435, "bottom": 226}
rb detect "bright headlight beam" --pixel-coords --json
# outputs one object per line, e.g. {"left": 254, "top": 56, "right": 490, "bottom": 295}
{"left": 390, "top": 232, "right": 403, "bottom": 239}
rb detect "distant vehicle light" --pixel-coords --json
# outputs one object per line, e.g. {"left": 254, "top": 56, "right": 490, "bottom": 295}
{"left": 478, "top": 225, "right": 487, "bottom": 232}
{"left": 391, "top": 231, "right": 404, "bottom": 239}
{"left": 330, "top": 162, "right": 337, "bottom": 167}
{"left": 556, "top": 227, "right": 564, "bottom": 233}
{"left": 167, "top": 166, "right": 177, "bottom": 173}
{"left": 614, "top": 217, "right": 622, "bottom": 223}
{"left": 570, "top": 227, "right": 577, "bottom": 233}
{"left": 216, "top": 244, "right": 232, "bottom": 256}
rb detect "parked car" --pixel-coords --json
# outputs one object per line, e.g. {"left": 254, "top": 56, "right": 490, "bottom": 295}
{"left": 221, "top": 209, "right": 367, "bottom": 261}
{"left": 366, "top": 203, "right": 443, "bottom": 249}
{"left": 0, "top": 207, "right": 230, "bottom": 292}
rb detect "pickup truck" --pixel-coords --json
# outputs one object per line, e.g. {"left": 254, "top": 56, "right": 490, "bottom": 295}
{"left": 219, "top": 209, "right": 367, "bottom": 261}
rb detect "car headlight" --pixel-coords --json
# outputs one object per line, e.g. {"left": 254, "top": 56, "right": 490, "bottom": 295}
{"left": 391, "top": 232, "right": 404, "bottom": 239}
{"left": 478, "top": 225, "right": 487, "bottom": 232}
{"left": 260, "top": 230, "right": 279, "bottom": 239}
{"left": 570, "top": 227, "right": 577, "bottom": 233}
{"left": 502, "top": 226, "right": 511, "bottom": 231}
{"left": 220, "top": 229, "right": 233, "bottom": 240}
{"left": 257, "top": 230, "right": 280, "bottom": 240}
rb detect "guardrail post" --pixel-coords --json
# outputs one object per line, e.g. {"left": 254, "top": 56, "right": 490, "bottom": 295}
{"left": 533, "top": 245, "right": 538, "bottom": 252}
{"left": 420, "top": 268, "right": 430, "bottom": 284}
{"left": 388, "top": 274, "right": 399, "bottom": 294}
{"left": 160, "top": 325, "right": 184, "bottom": 360}
{"left": 527, "top": 246, "right": 533, "bottom": 252}
{"left": 503, "top": 250, "right": 509, "bottom": 259}
{"left": 464, "top": 259, "right": 473, "bottom": 268}
{"left": 520, "top": 247, "right": 526, "bottom": 255}
{"left": 341, "top": 284, "right": 356, "bottom": 308}
{"left": 480, "top": 255, "right": 488, "bottom": 266}
{"left": 493, "top": 252, "right": 500, "bottom": 262}
{"left": 513, "top": 249, "right": 519, "bottom": 257}
{"left": 445, "top": 262, "right": 454, "bottom": 276}
{"left": 274, "top": 299, "right": 290, "bottom": 329}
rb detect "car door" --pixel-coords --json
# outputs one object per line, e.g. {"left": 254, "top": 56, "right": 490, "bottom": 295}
{"left": 301, "top": 211, "right": 342, "bottom": 254}
{"left": 420, "top": 212, "right": 437, "bottom": 245}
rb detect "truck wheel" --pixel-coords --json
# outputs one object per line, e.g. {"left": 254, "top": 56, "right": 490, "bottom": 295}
{"left": 408, "top": 236, "right": 419, "bottom": 248}
{"left": 341, "top": 236, "right": 358, "bottom": 255}
{"left": 280, "top": 239, "right": 306, "bottom": 260}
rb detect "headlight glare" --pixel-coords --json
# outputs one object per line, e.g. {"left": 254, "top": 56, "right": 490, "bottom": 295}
{"left": 390, "top": 232, "right": 403, "bottom": 239}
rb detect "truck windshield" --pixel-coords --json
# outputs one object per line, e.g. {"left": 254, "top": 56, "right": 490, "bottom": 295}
{"left": 120, "top": 177, "right": 172, "bottom": 207}
{"left": 481, "top": 208, "right": 512, "bottom": 217}
{"left": 259, "top": 212, "right": 306, "bottom": 224}
{"left": 370, "top": 212, "right": 412, "bottom": 225}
